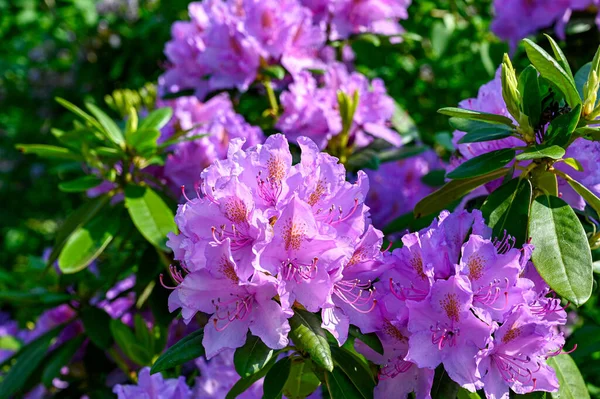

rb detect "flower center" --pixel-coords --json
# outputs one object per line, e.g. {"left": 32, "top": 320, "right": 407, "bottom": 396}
{"left": 211, "top": 294, "right": 255, "bottom": 332}
{"left": 440, "top": 293, "right": 460, "bottom": 322}
{"left": 283, "top": 219, "right": 306, "bottom": 251}
{"left": 467, "top": 254, "right": 485, "bottom": 281}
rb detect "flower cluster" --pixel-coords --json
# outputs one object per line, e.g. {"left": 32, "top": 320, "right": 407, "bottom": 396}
{"left": 365, "top": 149, "right": 442, "bottom": 229}
{"left": 491, "top": 0, "right": 600, "bottom": 48}
{"left": 165, "top": 134, "right": 386, "bottom": 357}
{"left": 277, "top": 62, "right": 401, "bottom": 150}
{"left": 359, "top": 210, "right": 569, "bottom": 398}
{"left": 448, "top": 68, "right": 600, "bottom": 210}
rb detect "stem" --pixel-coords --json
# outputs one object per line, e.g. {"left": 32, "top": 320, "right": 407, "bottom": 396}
{"left": 264, "top": 79, "right": 279, "bottom": 116}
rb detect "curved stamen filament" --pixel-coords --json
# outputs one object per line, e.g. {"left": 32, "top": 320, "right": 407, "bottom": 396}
{"left": 329, "top": 199, "right": 359, "bottom": 225}
{"left": 212, "top": 294, "right": 254, "bottom": 332}
{"left": 493, "top": 231, "right": 516, "bottom": 254}
{"left": 334, "top": 279, "right": 376, "bottom": 313}
{"left": 389, "top": 278, "right": 429, "bottom": 301}
{"left": 379, "top": 359, "right": 413, "bottom": 380}
{"left": 430, "top": 322, "right": 460, "bottom": 350}
{"left": 282, "top": 258, "right": 318, "bottom": 282}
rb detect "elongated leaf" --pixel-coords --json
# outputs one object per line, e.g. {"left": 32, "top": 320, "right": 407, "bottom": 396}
{"left": 447, "top": 149, "right": 515, "bottom": 179}
{"left": 457, "top": 388, "right": 482, "bottom": 399}
{"left": 0, "top": 291, "right": 71, "bottom": 306}
{"left": 324, "top": 368, "right": 363, "bottom": 399}
{"left": 448, "top": 118, "right": 506, "bottom": 132}
{"left": 234, "top": 334, "right": 275, "bottom": 378}
{"left": 125, "top": 185, "right": 176, "bottom": 251}
{"left": 535, "top": 172, "right": 558, "bottom": 196}
{"left": 139, "top": 107, "right": 173, "bottom": 131}
{"left": 457, "top": 127, "right": 513, "bottom": 144}
{"left": 81, "top": 307, "right": 113, "bottom": 349}
{"left": 283, "top": 359, "right": 321, "bottom": 399}
{"left": 575, "top": 126, "right": 600, "bottom": 140}
{"left": 56, "top": 97, "right": 103, "bottom": 131}
{"left": 330, "top": 346, "right": 375, "bottom": 399}
{"left": 431, "top": 367, "right": 460, "bottom": 399}
{"left": 544, "top": 34, "right": 573, "bottom": 79}
{"left": 289, "top": 309, "right": 333, "bottom": 372}
{"left": 562, "top": 158, "right": 583, "bottom": 171}
{"left": 415, "top": 168, "right": 509, "bottom": 218}
{"left": 348, "top": 326, "right": 383, "bottom": 355}
{"left": 0, "top": 325, "right": 61, "bottom": 399}
{"left": 529, "top": 195, "right": 593, "bottom": 306}
{"left": 261, "top": 65, "right": 286, "bottom": 80}
{"left": 547, "top": 354, "right": 590, "bottom": 399}
{"left": 86, "top": 103, "right": 125, "bottom": 147}
{"left": 111, "top": 318, "right": 152, "bottom": 366}
{"left": 41, "top": 336, "right": 85, "bottom": 386}
{"left": 127, "top": 129, "right": 160, "bottom": 157}
{"left": 545, "top": 105, "right": 580, "bottom": 147}
{"left": 523, "top": 39, "right": 581, "bottom": 108}
{"left": 438, "top": 107, "right": 514, "bottom": 126}
{"left": 516, "top": 145, "right": 565, "bottom": 161}
{"left": 567, "top": 178, "right": 600, "bottom": 216}
{"left": 226, "top": 354, "right": 279, "bottom": 399}
{"left": 574, "top": 62, "right": 592, "bottom": 100}
{"left": 481, "top": 178, "right": 532, "bottom": 246}
{"left": 58, "top": 209, "right": 120, "bottom": 274}
{"left": 263, "top": 357, "right": 292, "bottom": 399}
{"left": 58, "top": 176, "right": 103, "bottom": 193}
{"left": 150, "top": 329, "right": 204, "bottom": 374}
{"left": 48, "top": 195, "right": 110, "bottom": 267}
{"left": 518, "top": 65, "right": 541, "bottom": 127}
{"left": 16, "top": 144, "right": 83, "bottom": 161}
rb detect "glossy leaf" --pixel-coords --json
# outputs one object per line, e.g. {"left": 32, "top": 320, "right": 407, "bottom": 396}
{"left": 330, "top": 346, "right": 375, "bottom": 399}
{"left": 234, "top": 334, "right": 275, "bottom": 378}
{"left": 523, "top": 39, "right": 581, "bottom": 108}
{"left": 516, "top": 145, "right": 565, "bottom": 161}
{"left": 457, "top": 388, "right": 481, "bottom": 399}
{"left": 81, "top": 307, "right": 113, "bottom": 349}
{"left": 529, "top": 195, "right": 593, "bottom": 306}
{"left": 535, "top": 172, "right": 558, "bottom": 196}
{"left": 58, "top": 176, "right": 103, "bottom": 193}
{"left": 481, "top": 178, "right": 532, "bottom": 246}
{"left": 457, "top": 126, "right": 514, "bottom": 144}
{"left": 562, "top": 158, "right": 583, "bottom": 172}
{"left": 16, "top": 144, "right": 83, "bottom": 161}
{"left": 55, "top": 97, "right": 103, "bottom": 131}
{"left": 86, "top": 103, "right": 125, "bottom": 147}
{"left": 574, "top": 62, "right": 595, "bottom": 100}
{"left": 283, "top": 359, "right": 321, "bottom": 399}
{"left": 263, "top": 357, "right": 292, "bottom": 399}
{"left": 438, "top": 107, "right": 514, "bottom": 126}
{"left": 567, "top": 178, "right": 600, "bottom": 216}
{"left": 0, "top": 291, "right": 71, "bottom": 306}
{"left": 124, "top": 185, "right": 176, "bottom": 251}
{"left": 150, "top": 329, "right": 204, "bottom": 374}
{"left": 575, "top": 126, "right": 600, "bottom": 140}
{"left": 41, "top": 336, "right": 85, "bottom": 387}
{"left": 544, "top": 34, "right": 573, "bottom": 78}
{"left": 547, "top": 354, "right": 590, "bottom": 399}
{"left": 448, "top": 117, "right": 507, "bottom": 132}
{"left": 348, "top": 326, "right": 383, "bottom": 355}
{"left": 111, "top": 318, "right": 152, "bottom": 366}
{"left": 138, "top": 107, "right": 173, "bottom": 131}
{"left": 289, "top": 309, "right": 334, "bottom": 372}
{"left": 415, "top": 168, "right": 509, "bottom": 218}
{"left": 447, "top": 149, "right": 515, "bottom": 179}
{"left": 518, "top": 65, "right": 541, "bottom": 127}
{"left": 324, "top": 367, "right": 363, "bottom": 399}
{"left": 58, "top": 209, "right": 120, "bottom": 274}
{"left": 545, "top": 105, "right": 581, "bottom": 147}
{"left": 226, "top": 355, "right": 278, "bottom": 399}
{"left": 127, "top": 129, "right": 161, "bottom": 156}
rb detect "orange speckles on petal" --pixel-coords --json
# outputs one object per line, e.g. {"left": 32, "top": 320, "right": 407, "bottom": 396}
{"left": 283, "top": 219, "right": 305, "bottom": 251}
{"left": 440, "top": 293, "right": 460, "bottom": 322}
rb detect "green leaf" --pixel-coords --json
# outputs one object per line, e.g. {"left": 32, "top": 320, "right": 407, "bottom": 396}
{"left": 41, "top": 336, "right": 85, "bottom": 387}
{"left": 529, "top": 195, "right": 593, "bottom": 306}
{"left": 289, "top": 309, "right": 334, "bottom": 372}
{"left": 431, "top": 367, "right": 460, "bottom": 399}
{"left": 110, "top": 319, "right": 152, "bottom": 366}
{"left": 574, "top": 62, "right": 592, "bottom": 100}
{"left": 544, "top": 34, "right": 573, "bottom": 79}
{"left": 447, "top": 149, "right": 515, "bottom": 179}
{"left": 125, "top": 107, "right": 138, "bottom": 136}
{"left": 138, "top": 107, "right": 173, "bottom": 131}
{"left": 158, "top": 133, "right": 208, "bottom": 149}
{"left": 283, "top": 359, "right": 321, "bottom": 399}
{"left": 261, "top": 65, "right": 286, "bottom": 80}
{"left": 545, "top": 104, "right": 581, "bottom": 147}
{"left": 16, "top": 144, "right": 83, "bottom": 161}
{"left": 161, "top": 89, "right": 195, "bottom": 100}
{"left": 124, "top": 185, "right": 176, "bottom": 251}
{"left": 81, "top": 307, "right": 113, "bottom": 349}
{"left": 58, "top": 176, "right": 103, "bottom": 193}
{"left": 481, "top": 178, "right": 532, "bottom": 246}
{"left": 448, "top": 118, "right": 508, "bottom": 132}
{"left": 421, "top": 169, "right": 446, "bottom": 187}
{"left": 457, "top": 126, "right": 514, "bottom": 144}
{"left": 58, "top": 208, "right": 120, "bottom": 274}
{"left": 127, "top": 129, "right": 161, "bottom": 157}
{"left": 438, "top": 107, "right": 515, "bottom": 127}
{"left": 391, "top": 101, "right": 419, "bottom": 141}
{"left": 47, "top": 195, "right": 110, "bottom": 267}
{"left": 0, "top": 326, "right": 61, "bottom": 399}
{"left": 356, "top": 33, "right": 381, "bottom": 47}
{"left": 567, "top": 178, "right": 600, "bottom": 216}
{"left": 263, "top": 356, "right": 292, "bottom": 399}
{"left": 523, "top": 39, "right": 581, "bottom": 108}
{"left": 85, "top": 103, "right": 125, "bottom": 147}
{"left": 414, "top": 168, "right": 509, "bottom": 218}
{"left": 226, "top": 355, "right": 279, "bottom": 399}
{"left": 547, "top": 354, "right": 590, "bottom": 399}
{"left": 330, "top": 346, "right": 375, "bottom": 399}
{"left": 55, "top": 97, "right": 103, "bottom": 131}
{"left": 575, "top": 126, "right": 600, "bottom": 140}
{"left": 0, "top": 291, "right": 71, "bottom": 306}
{"left": 518, "top": 65, "right": 541, "bottom": 127}
{"left": 150, "top": 329, "right": 204, "bottom": 374}
{"left": 0, "top": 336, "right": 21, "bottom": 352}
{"left": 347, "top": 149, "right": 380, "bottom": 171}
{"left": 134, "top": 314, "right": 154, "bottom": 354}
{"left": 348, "top": 326, "right": 383, "bottom": 356}
{"left": 234, "top": 334, "right": 275, "bottom": 378}
{"left": 535, "top": 172, "right": 558, "bottom": 196}
{"left": 457, "top": 388, "right": 481, "bottom": 399}
{"left": 516, "top": 145, "right": 565, "bottom": 161}
{"left": 562, "top": 158, "right": 584, "bottom": 171}
{"left": 324, "top": 367, "right": 363, "bottom": 399}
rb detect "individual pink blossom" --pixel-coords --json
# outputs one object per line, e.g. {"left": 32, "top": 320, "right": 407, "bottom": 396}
{"left": 113, "top": 367, "right": 192, "bottom": 399}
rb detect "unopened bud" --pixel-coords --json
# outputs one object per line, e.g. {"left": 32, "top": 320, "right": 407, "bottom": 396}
{"left": 501, "top": 54, "right": 521, "bottom": 121}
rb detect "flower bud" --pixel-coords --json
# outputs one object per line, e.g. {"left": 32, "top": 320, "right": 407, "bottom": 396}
{"left": 501, "top": 54, "right": 521, "bottom": 121}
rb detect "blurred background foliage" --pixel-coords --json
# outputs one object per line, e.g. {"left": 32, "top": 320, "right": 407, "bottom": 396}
{"left": 2, "top": 0, "right": 600, "bottom": 396}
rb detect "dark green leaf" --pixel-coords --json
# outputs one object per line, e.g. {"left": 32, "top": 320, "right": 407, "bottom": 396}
{"left": 226, "top": 354, "right": 278, "bottom": 399}
{"left": 447, "top": 149, "right": 515, "bottom": 179}
{"left": 234, "top": 334, "right": 275, "bottom": 378}
{"left": 134, "top": 314, "right": 154, "bottom": 354}
{"left": 347, "top": 149, "right": 380, "bottom": 171}
{"left": 58, "top": 208, "right": 120, "bottom": 274}
{"left": 110, "top": 318, "right": 153, "bottom": 366}
{"left": 518, "top": 65, "right": 541, "bottom": 127}
{"left": 457, "top": 126, "right": 514, "bottom": 144}
{"left": 0, "top": 291, "right": 71, "bottom": 306}
{"left": 58, "top": 176, "right": 103, "bottom": 193}
{"left": 283, "top": 359, "right": 321, "bottom": 399}
{"left": 330, "top": 346, "right": 375, "bottom": 399}
{"left": 124, "top": 185, "right": 176, "bottom": 251}
{"left": 523, "top": 39, "right": 581, "bottom": 108}
{"left": 567, "top": 178, "right": 600, "bottom": 216}
{"left": 545, "top": 105, "right": 581, "bottom": 147}
{"left": 150, "top": 329, "right": 204, "bottom": 374}
{"left": 391, "top": 102, "right": 419, "bottom": 140}
{"left": 261, "top": 65, "right": 286, "bottom": 80}
{"left": 16, "top": 144, "right": 83, "bottom": 161}
{"left": 516, "top": 145, "right": 565, "bottom": 161}
{"left": 574, "top": 62, "right": 592, "bottom": 100}
{"left": 41, "top": 336, "right": 85, "bottom": 387}
{"left": 547, "top": 354, "right": 590, "bottom": 399}
{"left": 348, "top": 326, "right": 383, "bottom": 356}
{"left": 263, "top": 357, "right": 292, "bottom": 399}
{"left": 161, "top": 89, "right": 196, "bottom": 100}
{"left": 431, "top": 367, "right": 460, "bottom": 399}
{"left": 81, "top": 307, "right": 113, "bottom": 349}
{"left": 544, "top": 34, "right": 573, "bottom": 79}
{"left": 415, "top": 168, "right": 509, "bottom": 218}
{"left": 529, "top": 195, "right": 593, "bottom": 306}
{"left": 86, "top": 103, "right": 125, "bottom": 147}
{"left": 438, "top": 107, "right": 514, "bottom": 127}
{"left": 138, "top": 107, "right": 173, "bottom": 131}
{"left": 289, "top": 309, "right": 333, "bottom": 372}
{"left": 448, "top": 118, "right": 508, "bottom": 132}
{"left": 421, "top": 169, "right": 446, "bottom": 187}
{"left": 55, "top": 97, "right": 103, "bottom": 131}
{"left": 481, "top": 178, "right": 532, "bottom": 246}
{"left": 324, "top": 367, "right": 363, "bottom": 399}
